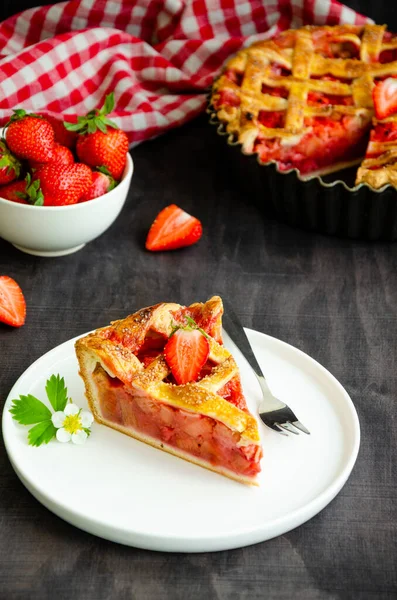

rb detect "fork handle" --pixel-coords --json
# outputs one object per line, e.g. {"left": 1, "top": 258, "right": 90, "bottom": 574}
{"left": 256, "top": 374, "right": 286, "bottom": 411}
{"left": 222, "top": 300, "right": 286, "bottom": 412}
{"left": 222, "top": 299, "right": 265, "bottom": 378}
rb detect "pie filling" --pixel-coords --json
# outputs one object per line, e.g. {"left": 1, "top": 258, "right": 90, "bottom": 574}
{"left": 254, "top": 116, "right": 370, "bottom": 174}
{"left": 92, "top": 364, "right": 262, "bottom": 478}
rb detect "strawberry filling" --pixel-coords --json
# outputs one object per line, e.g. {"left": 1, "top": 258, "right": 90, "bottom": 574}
{"left": 261, "top": 84, "right": 289, "bottom": 98}
{"left": 93, "top": 365, "right": 262, "bottom": 478}
{"left": 224, "top": 69, "right": 243, "bottom": 86}
{"left": 255, "top": 115, "right": 370, "bottom": 174}
{"left": 307, "top": 92, "right": 353, "bottom": 106}
{"left": 216, "top": 89, "right": 240, "bottom": 108}
{"left": 370, "top": 122, "right": 397, "bottom": 143}
{"left": 380, "top": 32, "right": 397, "bottom": 63}
{"left": 258, "top": 110, "right": 285, "bottom": 129}
{"left": 363, "top": 122, "right": 397, "bottom": 163}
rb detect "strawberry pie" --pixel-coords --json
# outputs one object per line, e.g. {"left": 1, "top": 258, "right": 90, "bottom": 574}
{"left": 75, "top": 296, "right": 263, "bottom": 485}
{"left": 211, "top": 24, "right": 397, "bottom": 189}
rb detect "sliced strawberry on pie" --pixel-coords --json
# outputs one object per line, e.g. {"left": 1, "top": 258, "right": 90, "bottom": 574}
{"left": 75, "top": 296, "right": 263, "bottom": 485}
{"left": 164, "top": 328, "right": 210, "bottom": 384}
{"left": 373, "top": 78, "right": 397, "bottom": 120}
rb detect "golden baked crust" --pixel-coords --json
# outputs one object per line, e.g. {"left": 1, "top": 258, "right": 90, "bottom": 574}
{"left": 211, "top": 24, "right": 397, "bottom": 187}
{"left": 75, "top": 297, "right": 262, "bottom": 485}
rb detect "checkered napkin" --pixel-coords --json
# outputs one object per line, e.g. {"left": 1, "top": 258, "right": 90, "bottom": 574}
{"left": 0, "top": 0, "right": 370, "bottom": 146}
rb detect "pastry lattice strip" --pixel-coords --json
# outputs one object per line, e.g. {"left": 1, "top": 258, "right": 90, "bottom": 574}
{"left": 214, "top": 24, "right": 397, "bottom": 144}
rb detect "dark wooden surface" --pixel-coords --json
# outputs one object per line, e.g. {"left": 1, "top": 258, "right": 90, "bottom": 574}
{"left": 1, "top": 2, "right": 397, "bottom": 599}
{"left": 1, "top": 114, "right": 397, "bottom": 600}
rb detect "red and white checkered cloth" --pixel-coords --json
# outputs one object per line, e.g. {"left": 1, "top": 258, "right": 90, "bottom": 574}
{"left": 0, "top": 0, "right": 370, "bottom": 146}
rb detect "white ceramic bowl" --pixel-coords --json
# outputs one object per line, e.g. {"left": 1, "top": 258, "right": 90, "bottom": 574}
{"left": 0, "top": 153, "right": 133, "bottom": 257}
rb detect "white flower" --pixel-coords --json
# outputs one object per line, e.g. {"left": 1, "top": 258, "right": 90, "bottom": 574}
{"left": 51, "top": 403, "right": 94, "bottom": 444}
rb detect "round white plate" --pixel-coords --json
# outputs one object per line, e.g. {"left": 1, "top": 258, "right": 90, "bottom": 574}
{"left": 2, "top": 329, "right": 360, "bottom": 552}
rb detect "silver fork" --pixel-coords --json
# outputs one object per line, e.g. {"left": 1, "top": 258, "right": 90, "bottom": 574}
{"left": 222, "top": 300, "right": 310, "bottom": 436}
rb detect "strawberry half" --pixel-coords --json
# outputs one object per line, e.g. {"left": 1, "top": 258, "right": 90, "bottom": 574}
{"left": 0, "top": 276, "right": 26, "bottom": 327}
{"left": 373, "top": 78, "right": 397, "bottom": 120}
{"left": 164, "top": 329, "right": 210, "bottom": 384}
{"left": 145, "top": 204, "right": 203, "bottom": 251}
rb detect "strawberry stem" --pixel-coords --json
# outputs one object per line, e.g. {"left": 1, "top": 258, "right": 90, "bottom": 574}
{"left": 64, "top": 93, "right": 118, "bottom": 135}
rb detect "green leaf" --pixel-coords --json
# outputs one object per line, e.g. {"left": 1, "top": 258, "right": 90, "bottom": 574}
{"left": 28, "top": 420, "right": 57, "bottom": 447}
{"left": 95, "top": 118, "right": 107, "bottom": 134}
{"left": 10, "top": 394, "right": 52, "bottom": 425}
{"left": 63, "top": 121, "right": 82, "bottom": 131}
{"left": 103, "top": 117, "right": 119, "bottom": 129}
{"left": 97, "top": 165, "right": 111, "bottom": 176}
{"left": 104, "top": 92, "right": 115, "bottom": 115}
{"left": 33, "top": 191, "right": 44, "bottom": 207}
{"left": 87, "top": 120, "right": 96, "bottom": 134}
{"left": 45, "top": 374, "right": 68, "bottom": 412}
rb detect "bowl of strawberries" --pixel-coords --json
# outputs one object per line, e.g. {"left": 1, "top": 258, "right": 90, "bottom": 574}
{"left": 0, "top": 94, "right": 133, "bottom": 257}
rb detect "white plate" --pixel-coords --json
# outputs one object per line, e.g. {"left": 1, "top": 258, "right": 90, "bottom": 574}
{"left": 2, "top": 329, "right": 360, "bottom": 552}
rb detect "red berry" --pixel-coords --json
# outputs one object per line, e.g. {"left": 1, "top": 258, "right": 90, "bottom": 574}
{"left": 67, "top": 92, "right": 129, "bottom": 179}
{"left": 79, "top": 171, "right": 114, "bottom": 202}
{"left": 38, "top": 114, "right": 77, "bottom": 149}
{"left": 76, "top": 129, "right": 128, "bottom": 180}
{"left": 30, "top": 143, "right": 74, "bottom": 172}
{"left": 373, "top": 78, "right": 397, "bottom": 120}
{"left": 164, "top": 329, "right": 210, "bottom": 384}
{"left": 0, "top": 181, "right": 29, "bottom": 204}
{"left": 146, "top": 205, "right": 203, "bottom": 251}
{"left": 34, "top": 163, "right": 92, "bottom": 206}
{"left": 6, "top": 111, "right": 55, "bottom": 162}
{"left": 0, "top": 140, "right": 21, "bottom": 185}
{"left": 0, "top": 276, "right": 26, "bottom": 327}
{"left": 0, "top": 174, "right": 44, "bottom": 206}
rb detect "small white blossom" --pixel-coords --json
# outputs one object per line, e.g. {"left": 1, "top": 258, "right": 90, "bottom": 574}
{"left": 51, "top": 403, "right": 94, "bottom": 444}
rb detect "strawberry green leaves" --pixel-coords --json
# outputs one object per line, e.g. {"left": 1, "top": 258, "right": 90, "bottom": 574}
{"left": 9, "top": 394, "right": 52, "bottom": 425}
{"left": 64, "top": 92, "right": 119, "bottom": 135}
{"left": 45, "top": 374, "right": 68, "bottom": 412}
{"left": 9, "top": 374, "right": 84, "bottom": 447}
{"left": 27, "top": 420, "right": 57, "bottom": 447}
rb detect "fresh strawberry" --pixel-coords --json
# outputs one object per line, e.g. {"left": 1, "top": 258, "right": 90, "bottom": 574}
{"left": 373, "top": 78, "right": 397, "bottom": 120}
{"left": 0, "top": 173, "right": 44, "bottom": 205}
{"left": 0, "top": 140, "right": 21, "bottom": 185}
{"left": 5, "top": 110, "right": 55, "bottom": 162}
{"left": 38, "top": 114, "right": 77, "bottom": 149}
{"left": 30, "top": 143, "right": 74, "bottom": 172}
{"left": 34, "top": 163, "right": 92, "bottom": 206}
{"left": 164, "top": 329, "right": 210, "bottom": 384}
{"left": 66, "top": 93, "right": 129, "bottom": 179}
{"left": 0, "top": 276, "right": 26, "bottom": 327}
{"left": 145, "top": 204, "right": 203, "bottom": 251}
{"left": 79, "top": 168, "right": 115, "bottom": 202}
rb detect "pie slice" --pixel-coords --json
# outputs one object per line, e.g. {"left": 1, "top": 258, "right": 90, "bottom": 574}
{"left": 75, "top": 296, "right": 263, "bottom": 485}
